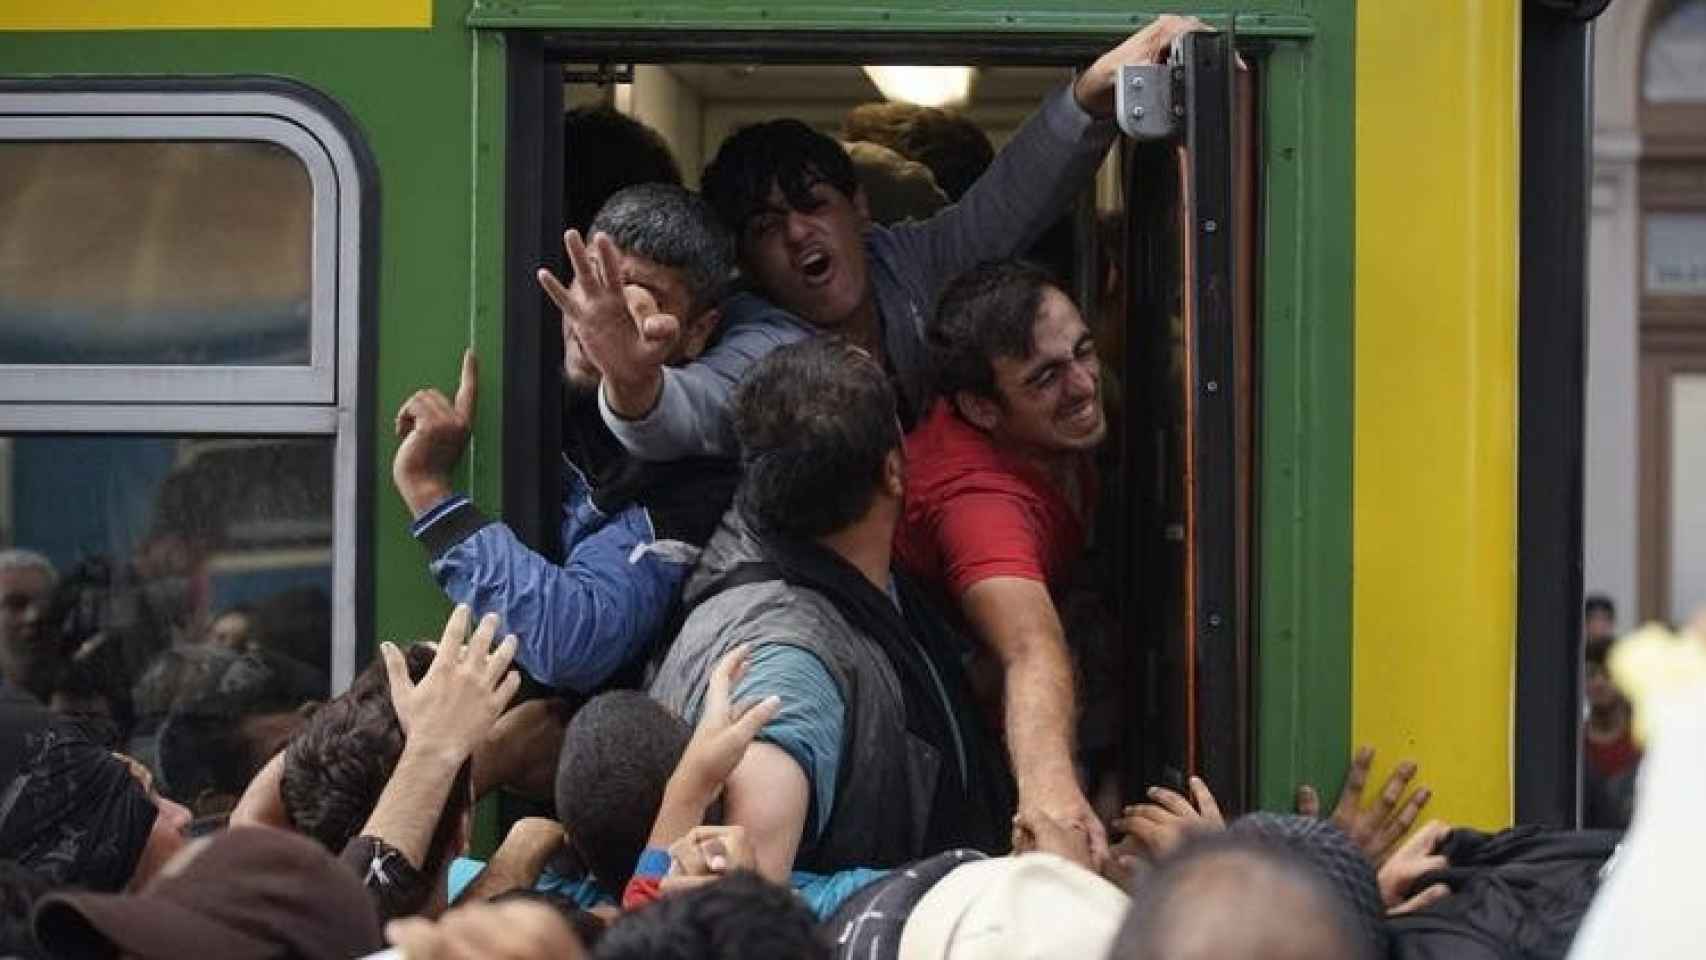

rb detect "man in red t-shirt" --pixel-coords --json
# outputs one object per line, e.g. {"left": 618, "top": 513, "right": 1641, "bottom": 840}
{"left": 893, "top": 259, "right": 1107, "bottom": 860}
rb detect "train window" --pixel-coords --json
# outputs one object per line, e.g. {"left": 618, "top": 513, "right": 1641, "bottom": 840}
{"left": 0, "top": 84, "right": 372, "bottom": 806}
{"left": 0, "top": 141, "right": 313, "bottom": 367}
{"left": 0, "top": 89, "right": 361, "bottom": 405}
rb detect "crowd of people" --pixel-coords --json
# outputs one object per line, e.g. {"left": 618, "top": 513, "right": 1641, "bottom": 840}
{"left": 0, "top": 13, "right": 1662, "bottom": 960}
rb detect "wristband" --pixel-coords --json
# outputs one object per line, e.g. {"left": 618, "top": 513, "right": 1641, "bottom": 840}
{"left": 634, "top": 846, "right": 672, "bottom": 879}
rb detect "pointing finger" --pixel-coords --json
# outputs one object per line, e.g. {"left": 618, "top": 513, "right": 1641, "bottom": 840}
{"left": 455, "top": 349, "right": 478, "bottom": 422}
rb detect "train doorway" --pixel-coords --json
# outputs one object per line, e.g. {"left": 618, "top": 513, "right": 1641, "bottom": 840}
{"left": 503, "top": 30, "right": 1259, "bottom": 816}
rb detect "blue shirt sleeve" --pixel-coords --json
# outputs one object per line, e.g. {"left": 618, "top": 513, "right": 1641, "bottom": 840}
{"left": 421, "top": 501, "right": 686, "bottom": 694}
{"left": 730, "top": 643, "right": 845, "bottom": 842}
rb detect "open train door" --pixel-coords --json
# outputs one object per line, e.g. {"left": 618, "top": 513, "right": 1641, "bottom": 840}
{"left": 1116, "top": 30, "right": 1254, "bottom": 813}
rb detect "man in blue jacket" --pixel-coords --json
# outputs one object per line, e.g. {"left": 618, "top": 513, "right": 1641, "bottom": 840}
{"left": 391, "top": 184, "right": 804, "bottom": 693}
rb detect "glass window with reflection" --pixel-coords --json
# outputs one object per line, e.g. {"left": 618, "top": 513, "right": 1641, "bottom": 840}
{"left": 0, "top": 141, "right": 313, "bottom": 366}
{"left": 0, "top": 85, "right": 369, "bottom": 817}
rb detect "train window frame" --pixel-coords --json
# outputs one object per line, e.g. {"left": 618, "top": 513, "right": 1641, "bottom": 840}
{"left": 0, "top": 89, "right": 359, "bottom": 405}
{"left": 0, "top": 79, "right": 378, "bottom": 693}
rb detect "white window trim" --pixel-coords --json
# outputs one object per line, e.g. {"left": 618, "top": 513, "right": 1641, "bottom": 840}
{"left": 0, "top": 87, "right": 369, "bottom": 692}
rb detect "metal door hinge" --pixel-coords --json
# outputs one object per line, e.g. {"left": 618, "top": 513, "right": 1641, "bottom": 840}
{"left": 1115, "top": 63, "right": 1185, "bottom": 140}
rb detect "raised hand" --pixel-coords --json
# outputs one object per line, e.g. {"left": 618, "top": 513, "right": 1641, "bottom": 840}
{"left": 536, "top": 229, "right": 679, "bottom": 413}
{"left": 1378, "top": 819, "right": 1452, "bottom": 915}
{"left": 1116, "top": 775, "right": 1226, "bottom": 861}
{"left": 382, "top": 605, "right": 521, "bottom": 765}
{"left": 393, "top": 349, "right": 477, "bottom": 517}
{"left": 671, "top": 643, "right": 782, "bottom": 801}
{"left": 1074, "top": 14, "right": 1213, "bottom": 116}
{"left": 1295, "top": 746, "right": 1431, "bottom": 865}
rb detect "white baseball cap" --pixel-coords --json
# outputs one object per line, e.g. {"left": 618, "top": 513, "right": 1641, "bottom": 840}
{"left": 898, "top": 852, "right": 1130, "bottom": 960}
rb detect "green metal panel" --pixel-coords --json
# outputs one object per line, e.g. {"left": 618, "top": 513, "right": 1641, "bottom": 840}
{"left": 0, "top": 0, "right": 497, "bottom": 655}
{"left": 1253, "top": 0, "right": 1355, "bottom": 810}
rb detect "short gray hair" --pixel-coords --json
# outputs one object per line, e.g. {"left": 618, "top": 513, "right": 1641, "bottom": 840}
{"left": 0, "top": 548, "right": 57, "bottom": 588}
{"left": 589, "top": 183, "right": 735, "bottom": 313}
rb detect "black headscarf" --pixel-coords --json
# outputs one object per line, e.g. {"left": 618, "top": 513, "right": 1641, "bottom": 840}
{"left": 0, "top": 687, "right": 156, "bottom": 892}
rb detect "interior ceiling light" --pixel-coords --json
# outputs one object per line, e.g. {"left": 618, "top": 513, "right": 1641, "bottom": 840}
{"left": 861, "top": 66, "right": 977, "bottom": 108}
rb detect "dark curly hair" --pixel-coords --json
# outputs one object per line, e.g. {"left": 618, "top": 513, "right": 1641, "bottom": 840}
{"left": 732, "top": 338, "right": 900, "bottom": 540}
{"left": 929, "top": 259, "right": 1062, "bottom": 401}
{"left": 280, "top": 645, "right": 470, "bottom": 888}
{"left": 594, "top": 872, "right": 828, "bottom": 960}
{"left": 701, "top": 119, "right": 859, "bottom": 241}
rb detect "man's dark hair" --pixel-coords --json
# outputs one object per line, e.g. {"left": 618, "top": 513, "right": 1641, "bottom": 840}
{"left": 701, "top": 119, "right": 859, "bottom": 239}
{"left": 842, "top": 102, "right": 994, "bottom": 202}
{"left": 1113, "top": 833, "right": 1372, "bottom": 960}
{"left": 280, "top": 645, "right": 471, "bottom": 884}
{"left": 733, "top": 338, "right": 901, "bottom": 540}
{"left": 593, "top": 872, "right": 828, "bottom": 960}
{"left": 588, "top": 184, "right": 734, "bottom": 314}
{"left": 554, "top": 691, "right": 692, "bottom": 894}
{"left": 929, "top": 259, "right": 1062, "bottom": 401}
{"left": 1585, "top": 593, "right": 1616, "bottom": 619}
{"left": 564, "top": 107, "right": 683, "bottom": 235}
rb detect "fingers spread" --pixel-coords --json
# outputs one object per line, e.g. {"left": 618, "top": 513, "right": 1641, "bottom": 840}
{"left": 592, "top": 233, "right": 625, "bottom": 293}
{"left": 380, "top": 641, "right": 412, "bottom": 702}
{"left": 1334, "top": 746, "right": 1375, "bottom": 821}
{"left": 563, "top": 230, "right": 598, "bottom": 292}
{"left": 437, "top": 604, "right": 474, "bottom": 663}
{"left": 537, "top": 267, "right": 573, "bottom": 312}
{"left": 485, "top": 633, "right": 519, "bottom": 685}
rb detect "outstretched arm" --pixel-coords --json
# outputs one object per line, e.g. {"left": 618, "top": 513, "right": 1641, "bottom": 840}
{"left": 885, "top": 16, "right": 1207, "bottom": 294}
{"left": 358, "top": 607, "right": 520, "bottom": 869}
{"left": 417, "top": 502, "right": 684, "bottom": 694}
{"left": 960, "top": 576, "right": 1107, "bottom": 863}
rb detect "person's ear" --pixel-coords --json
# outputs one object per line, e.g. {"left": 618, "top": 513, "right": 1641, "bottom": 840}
{"left": 953, "top": 389, "right": 1001, "bottom": 432}
{"left": 882, "top": 447, "right": 905, "bottom": 499}
{"left": 679, "top": 306, "right": 722, "bottom": 361}
{"left": 853, "top": 186, "right": 872, "bottom": 228}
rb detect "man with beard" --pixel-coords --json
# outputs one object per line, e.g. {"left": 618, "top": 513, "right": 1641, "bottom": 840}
{"left": 893, "top": 260, "right": 1112, "bottom": 861}
{"left": 392, "top": 185, "right": 802, "bottom": 692}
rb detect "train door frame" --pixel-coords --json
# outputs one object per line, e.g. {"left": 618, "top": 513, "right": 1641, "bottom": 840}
{"left": 496, "top": 28, "right": 1270, "bottom": 809}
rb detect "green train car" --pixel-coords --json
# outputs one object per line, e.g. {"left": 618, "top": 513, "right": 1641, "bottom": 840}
{"left": 0, "top": 0, "right": 1607, "bottom": 832}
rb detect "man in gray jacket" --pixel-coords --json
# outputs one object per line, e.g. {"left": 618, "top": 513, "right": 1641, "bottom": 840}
{"left": 648, "top": 338, "right": 1009, "bottom": 879}
{"left": 561, "top": 15, "right": 1206, "bottom": 459}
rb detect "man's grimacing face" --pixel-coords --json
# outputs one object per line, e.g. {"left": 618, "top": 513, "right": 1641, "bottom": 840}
{"left": 981, "top": 286, "right": 1107, "bottom": 457}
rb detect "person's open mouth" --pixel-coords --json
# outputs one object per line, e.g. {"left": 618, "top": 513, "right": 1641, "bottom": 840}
{"left": 797, "top": 247, "right": 833, "bottom": 287}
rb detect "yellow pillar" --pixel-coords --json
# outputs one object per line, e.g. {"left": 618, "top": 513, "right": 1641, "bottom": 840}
{"left": 1354, "top": 0, "right": 1521, "bottom": 829}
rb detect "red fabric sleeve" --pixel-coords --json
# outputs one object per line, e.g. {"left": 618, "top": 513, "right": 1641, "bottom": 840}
{"left": 622, "top": 875, "right": 663, "bottom": 912}
{"left": 930, "top": 490, "right": 1050, "bottom": 597}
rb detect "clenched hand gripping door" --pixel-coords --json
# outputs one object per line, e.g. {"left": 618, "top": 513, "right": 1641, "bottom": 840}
{"left": 1116, "top": 31, "right": 1251, "bottom": 812}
